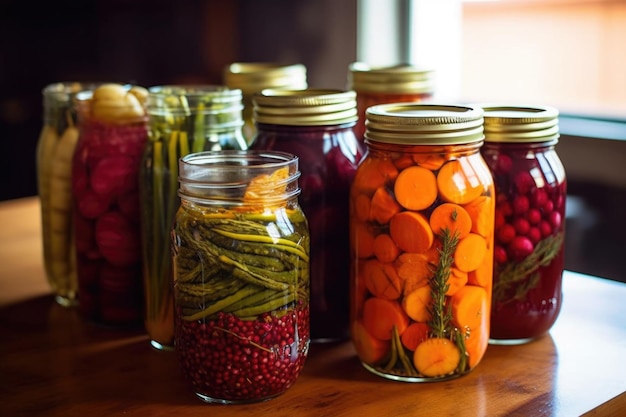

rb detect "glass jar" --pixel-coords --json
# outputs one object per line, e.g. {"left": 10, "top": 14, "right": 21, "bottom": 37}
{"left": 479, "top": 105, "right": 566, "bottom": 344}
{"left": 250, "top": 89, "right": 365, "bottom": 342}
{"left": 348, "top": 62, "right": 435, "bottom": 142}
{"left": 223, "top": 63, "right": 307, "bottom": 144}
{"left": 141, "top": 85, "right": 247, "bottom": 350}
{"left": 350, "top": 103, "right": 494, "bottom": 382}
{"left": 72, "top": 83, "right": 149, "bottom": 326}
{"left": 171, "top": 150, "right": 310, "bottom": 404}
{"left": 36, "top": 82, "right": 99, "bottom": 307}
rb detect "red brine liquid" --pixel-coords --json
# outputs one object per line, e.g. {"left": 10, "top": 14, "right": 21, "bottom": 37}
{"left": 72, "top": 119, "right": 148, "bottom": 326}
{"left": 482, "top": 142, "right": 566, "bottom": 343}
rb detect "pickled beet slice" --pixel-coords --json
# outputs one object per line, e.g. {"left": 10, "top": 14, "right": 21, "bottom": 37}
{"left": 95, "top": 211, "right": 140, "bottom": 267}
{"left": 90, "top": 156, "right": 138, "bottom": 196}
{"left": 77, "top": 189, "right": 112, "bottom": 219}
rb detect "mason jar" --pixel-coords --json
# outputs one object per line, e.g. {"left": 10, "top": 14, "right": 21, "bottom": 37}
{"left": 479, "top": 105, "right": 566, "bottom": 344}
{"left": 250, "top": 89, "right": 364, "bottom": 342}
{"left": 36, "top": 82, "right": 99, "bottom": 307}
{"left": 72, "top": 83, "right": 149, "bottom": 326}
{"left": 223, "top": 62, "right": 307, "bottom": 144}
{"left": 348, "top": 62, "right": 435, "bottom": 142}
{"left": 350, "top": 103, "right": 494, "bottom": 381}
{"left": 141, "top": 85, "right": 247, "bottom": 350}
{"left": 171, "top": 150, "right": 310, "bottom": 404}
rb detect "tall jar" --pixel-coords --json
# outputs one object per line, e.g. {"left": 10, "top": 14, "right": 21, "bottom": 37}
{"left": 171, "top": 150, "right": 310, "bottom": 404}
{"left": 250, "top": 89, "right": 364, "bottom": 342}
{"left": 479, "top": 105, "right": 566, "bottom": 344}
{"left": 72, "top": 83, "right": 149, "bottom": 326}
{"left": 141, "top": 85, "right": 247, "bottom": 350}
{"left": 350, "top": 103, "right": 495, "bottom": 382}
{"left": 223, "top": 63, "right": 307, "bottom": 144}
{"left": 348, "top": 62, "right": 435, "bottom": 142}
{"left": 36, "top": 82, "right": 99, "bottom": 307}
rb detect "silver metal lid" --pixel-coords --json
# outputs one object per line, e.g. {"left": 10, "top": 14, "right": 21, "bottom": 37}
{"left": 365, "top": 103, "right": 484, "bottom": 145}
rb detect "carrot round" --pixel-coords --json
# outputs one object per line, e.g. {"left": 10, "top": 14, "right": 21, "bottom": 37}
{"left": 370, "top": 186, "right": 402, "bottom": 224}
{"left": 352, "top": 320, "right": 391, "bottom": 365}
{"left": 400, "top": 322, "right": 430, "bottom": 351}
{"left": 402, "top": 285, "right": 432, "bottom": 323}
{"left": 454, "top": 233, "right": 487, "bottom": 273}
{"left": 412, "top": 153, "right": 445, "bottom": 171}
{"left": 463, "top": 195, "right": 494, "bottom": 238}
{"left": 373, "top": 233, "right": 400, "bottom": 264}
{"left": 450, "top": 285, "right": 488, "bottom": 331}
{"left": 351, "top": 220, "right": 376, "bottom": 259}
{"left": 468, "top": 244, "right": 493, "bottom": 288}
{"left": 362, "top": 297, "right": 409, "bottom": 341}
{"left": 394, "top": 166, "right": 438, "bottom": 210}
{"left": 353, "top": 193, "right": 371, "bottom": 223}
{"left": 393, "top": 154, "right": 415, "bottom": 170}
{"left": 395, "top": 252, "right": 432, "bottom": 295}
{"left": 464, "top": 319, "right": 489, "bottom": 369}
{"left": 363, "top": 259, "right": 403, "bottom": 301}
{"left": 437, "top": 160, "right": 484, "bottom": 205}
{"left": 413, "top": 337, "right": 461, "bottom": 377}
{"left": 389, "top": 211, "right": 433, "bottom": 254}
{"left": 429, "top": 203, "right": 472, "bottom": 240}
{"left": 352, "top": 157, "right": 398, "bottom": 196}
{"left": 445, "top": 267, "right": 468, "bottom": 296}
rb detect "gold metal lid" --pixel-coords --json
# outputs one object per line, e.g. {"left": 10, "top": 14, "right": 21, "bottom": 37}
{"left": 365, "top": 103, "right": 484, "bottom": 145}
{"left": 253, "top": 89, "right": 358, "bottom": 126}
{"left": 224, "top": 63, "right": 307, "bottom": 93}
{"left": 348, "top": 62, "right": 435, "bottom": 94}
{"left": 479, "top": 104, "right": 560, "bottom": 143}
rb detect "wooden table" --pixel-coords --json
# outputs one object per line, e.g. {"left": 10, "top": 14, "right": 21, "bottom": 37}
{"left": 1, "top": 196, "right": 625, "bottom": 417}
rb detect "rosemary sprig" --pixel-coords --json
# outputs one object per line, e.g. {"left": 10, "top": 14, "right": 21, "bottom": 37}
{"left": 493, "top": 231, "right": 564, "bottom": 304}
{"left": 427, "top": 227, "right": 459, "bottom": 339}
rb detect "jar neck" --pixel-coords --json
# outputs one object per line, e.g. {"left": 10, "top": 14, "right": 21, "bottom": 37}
{"left": 482, "top": 139, "right": 557, "bottom": 151}
{"left": 365, "top": 139, "right": 483, "bottom": 157}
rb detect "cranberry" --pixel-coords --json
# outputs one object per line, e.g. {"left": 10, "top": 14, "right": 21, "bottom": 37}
{"left": 548, "top": 211, "right": 562, "bottom": 230}
{"left": 508, "top": 236, "right": 534, "bottom": 262}
{"left": 513, "top": 217, "right": 530, "bottom": 235}
{"left": 527, "top": 208, "right": 542, "bottom": 225}
{"left": 527, "top": 227, "right": 542, "bottom": 244}
{"left": 495, "top": 154, "right": 513, "bottom": 174}
{"left": 514, "top": 171, "right": 535, "bottom": 195}
{"left": 496, "top": 224, "right": 516, "bottom": 244}
{"left": 512, "top": 195, "right": 530, "bottom": 215}
{"left": 539, "top": 220, "right": 553, "bottom": 238}
{"left": 529, "top": 188, "right": 548, "bottom": 208}
{"left": 542, "top": 199, "right": 554, "bottom": 213}
{"left": 494, "top": 245, "right": 508, "bottom": 264}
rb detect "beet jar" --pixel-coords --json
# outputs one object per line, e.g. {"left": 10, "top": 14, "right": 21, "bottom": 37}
{"left": 480, "top": 105, "right": 566, "bottom": 344}
{"left": 350, "top": 103, "right": 495, "bottom": 382}
{"left": 171, "top": 150, "right": 310, "bottom": 404}
{"left": 249, "top": 89, "right": 364, "bottom": 342}
{"left": 72, "top": 84, "right": 149, "bottom": 326}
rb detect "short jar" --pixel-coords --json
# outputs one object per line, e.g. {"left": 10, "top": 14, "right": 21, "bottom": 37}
{"left": 250, "top": 89, "right": 364, "bottom": 342}
{"left": 348, "top": 62, "right": 435, "bottom": 142}
{"left": 350, "top": 103, "right": 494, "bottom": 381}
{"left": 479, "top": 105, "right": 566, "bottom": 344}
{"left": 171, "top": 150, "right": 310, "bottom": 404}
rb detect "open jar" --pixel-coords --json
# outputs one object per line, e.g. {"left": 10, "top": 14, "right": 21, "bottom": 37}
{"left": 171, "top": 150, "right": 310, "bottom": 404}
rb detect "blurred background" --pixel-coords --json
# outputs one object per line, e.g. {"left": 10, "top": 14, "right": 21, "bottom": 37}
{"left": 1, "top": 0, "right": 624, "bottom": 281}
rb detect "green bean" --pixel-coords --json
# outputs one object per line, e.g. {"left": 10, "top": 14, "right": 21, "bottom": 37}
{"left": 229, "top": 291, "right": 296, "bottom": 318}
{"left": 182, "top": 285, "right": 260, "bottom": 321}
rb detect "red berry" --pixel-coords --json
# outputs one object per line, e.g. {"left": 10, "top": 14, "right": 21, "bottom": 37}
{"left": 513, "top": 217, "right": 530, "bottom": 235}
{"left": 508, "top": 236, "right": 534, "bottom": 262}
{"left": 498, "top": 200, "right": 513, "bottom": 217}
{"left": 527, "top": 227, "right": 542, "bottom": 244}
{"left": 513, "top": 195, "right": 530, "bottom": 215}
{"left": 542, "top": 200, "right": 554, "bottom": 213}
{"left": 540, "top": 220, "right": 553, "bottom": 238}
{"left": 496, "top": 224, "right": 516, "bottom": 244}
{"left": 549, "top": 211, "right": 562, "bottom": 230}
{"left": 530, "top": 189, "right": 548, "bottom": 208}
{"left": 494, "top": 245, "right": 508, "bottom": 264}
{"left": 514, "top": 171, "right": 535, "bottom": 195}
{"left": 527, "top": 208, "right": 542, "bottom": 225}
{"left": 495, "top": 211, "right": 506, "bottom": 229}
{"left": 495, "top": 155, "right": 513, "bottom": 174}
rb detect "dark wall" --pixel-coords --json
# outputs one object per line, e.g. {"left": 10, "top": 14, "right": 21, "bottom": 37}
{"left": 0, "top": 0, "right": 357, "bottom": 201}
